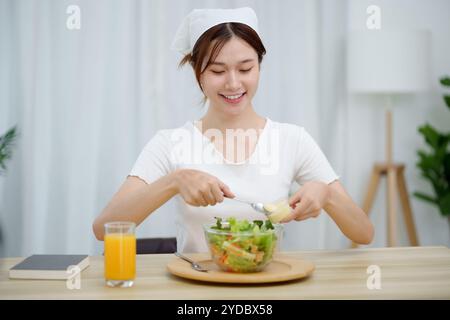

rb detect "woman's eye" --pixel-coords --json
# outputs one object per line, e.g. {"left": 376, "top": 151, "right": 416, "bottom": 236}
{"left": 211, "top": 68, "right": 252, "bottom": 74}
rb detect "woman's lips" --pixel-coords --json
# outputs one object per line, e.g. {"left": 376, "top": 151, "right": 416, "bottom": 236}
{"left": 219, "top": 92, "right": 246, "bottom": 105}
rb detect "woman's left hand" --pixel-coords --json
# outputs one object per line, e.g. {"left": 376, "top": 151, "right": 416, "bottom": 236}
{"left": 281, "top": 181, "right": 331, "bottom": 222}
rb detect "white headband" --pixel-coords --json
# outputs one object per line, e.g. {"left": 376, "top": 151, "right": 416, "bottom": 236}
{"left": 171, "top": 7, "right": 260, "bottom": 55}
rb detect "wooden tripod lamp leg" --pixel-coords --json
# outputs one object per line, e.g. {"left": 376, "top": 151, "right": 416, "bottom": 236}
{"left": 385, "top": 106, "right": 398, "bottom": 247}
{"left": 387, "top": 166, "right": 398, "bottom": 247}
{"left": 396, "top": 165, "right": 419, "bottom": 246}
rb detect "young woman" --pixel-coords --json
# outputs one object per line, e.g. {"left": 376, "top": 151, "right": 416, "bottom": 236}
{"left": 93, "top": 8, "right": 373, "bottom": 253}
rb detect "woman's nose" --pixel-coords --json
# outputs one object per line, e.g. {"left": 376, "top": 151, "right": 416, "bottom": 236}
{"left": 225, "top": 71, "right": 241, "bottom": 90}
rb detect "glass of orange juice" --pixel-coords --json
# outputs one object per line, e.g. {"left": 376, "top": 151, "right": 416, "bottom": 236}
{"left": 104, "top": 222, "right": 136, "bottom": 288}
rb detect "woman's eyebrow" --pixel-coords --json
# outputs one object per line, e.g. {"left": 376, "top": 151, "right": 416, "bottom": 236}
{"left": 210, "top": 59, "right": 255, "bottom": 66}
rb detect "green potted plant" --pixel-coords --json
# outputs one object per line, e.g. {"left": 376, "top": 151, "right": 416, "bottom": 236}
{"left": 414, "top": 77, "right": 450, "bottom": 234}
{"left": 0, "top": 126, "right": 18, "bottom": 256}
{"left": 0, "top": 126, "right": 18, "bottom": 175}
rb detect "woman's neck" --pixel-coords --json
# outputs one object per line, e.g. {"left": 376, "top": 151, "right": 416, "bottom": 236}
{"left": 199, "top": 105, "right": 266, "bottom": 134}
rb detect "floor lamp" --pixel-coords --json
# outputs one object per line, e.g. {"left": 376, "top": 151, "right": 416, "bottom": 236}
{"left": 347, "top": 30, "right": 430, "bottom": 247}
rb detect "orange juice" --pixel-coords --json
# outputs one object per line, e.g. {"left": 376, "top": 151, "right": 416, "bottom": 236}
{"left": 104, "top": 233, "right": 136, "bottom": 280}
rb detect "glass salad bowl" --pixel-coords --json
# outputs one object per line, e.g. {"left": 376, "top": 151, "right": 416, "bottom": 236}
{"left": 203, "top": 217, "right": 283, "bottom": 273}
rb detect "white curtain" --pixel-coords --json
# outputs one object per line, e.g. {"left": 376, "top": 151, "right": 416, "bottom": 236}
{"left": 1, "top": 0, "right": 354, "bottom": 257}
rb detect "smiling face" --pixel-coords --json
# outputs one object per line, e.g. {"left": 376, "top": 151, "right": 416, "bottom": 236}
{"left": 199, "top": 37, "right": 260, "bottom": 116}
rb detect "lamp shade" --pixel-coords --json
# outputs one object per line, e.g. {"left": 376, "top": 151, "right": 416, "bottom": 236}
{"left": 347, "top": 30, "right": 431, "bottom": 93}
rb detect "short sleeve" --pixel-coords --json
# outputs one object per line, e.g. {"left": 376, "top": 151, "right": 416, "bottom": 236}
{"left": 293, "top": 127, "right": 339, "bottom": 185}
{"left": 128, "top": 131, "right": 173, "bottom": 184}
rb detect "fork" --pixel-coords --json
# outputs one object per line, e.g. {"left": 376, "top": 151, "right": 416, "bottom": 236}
{"left": 174, "top": 252, "right": 209, "bottom": 272}
{"left": 225, "top": 196, "right": 272, "bottom": 216}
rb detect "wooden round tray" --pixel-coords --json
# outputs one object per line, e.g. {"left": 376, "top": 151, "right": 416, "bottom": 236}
{"left": 167, "top": 253, "right": 315, "bottom": 284}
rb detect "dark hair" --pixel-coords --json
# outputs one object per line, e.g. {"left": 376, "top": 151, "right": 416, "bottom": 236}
{"left": 178, "top": 23, "right": 266, "bottom": 105}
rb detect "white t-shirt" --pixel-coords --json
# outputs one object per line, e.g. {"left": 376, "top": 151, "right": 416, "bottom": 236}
{"left": 129, "top": 118, "right": 339, "bottom": 253}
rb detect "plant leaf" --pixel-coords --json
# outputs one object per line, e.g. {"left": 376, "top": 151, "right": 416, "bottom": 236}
{"left": 416, "top": 150, "right": 440, "bottom": 175}
{"left": 418, "top": 124, "right": 440, "bottom": 149}
{"left": 0, "top": 126, "right": 18, "bottom": 174}
{"left": 444, "top": 95, "right": 450, "bottom": 109}
{"left": 438, "top": 193, "right": 450, "bottom": 216}
{"left": 413, "top": 191, "right": 437, "bottom": 204}
{"left": 444, "top": 153, "right": 450, "bottom": 186}
{"left": 440, "top": 76, "right": 450, "bottom": 87}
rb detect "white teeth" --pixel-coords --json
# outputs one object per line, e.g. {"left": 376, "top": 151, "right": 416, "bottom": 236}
{"left": 223, "top": 93, "right": 244, "bottom": 99}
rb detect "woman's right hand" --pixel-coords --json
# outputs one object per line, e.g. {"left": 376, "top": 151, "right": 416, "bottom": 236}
{"left": 172, "top": 169, "right": 235, "bottom": 206}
